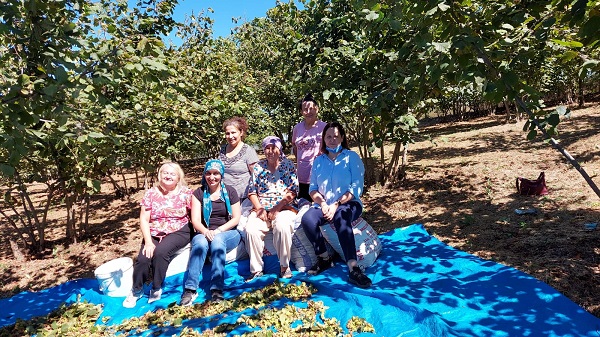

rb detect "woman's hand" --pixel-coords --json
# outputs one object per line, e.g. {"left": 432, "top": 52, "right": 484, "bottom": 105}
{"left": 267, "top": 208, "right": 279, "bottom": 222}
{"left": 256, "top": 208, "right": 268, "bottom": 222}
{"left": 142, "top": 241, "right": 156, "bottom": 258}
{"left": 205, "top": 228, "right": 221, "bottom": 241}
{"left": 323, "top": 202, "right": 338, "bottom": 222}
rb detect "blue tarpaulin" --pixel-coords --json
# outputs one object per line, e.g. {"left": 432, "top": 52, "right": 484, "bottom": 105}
{"left": 2, "top": 224, "right": 599, "bottom": 336}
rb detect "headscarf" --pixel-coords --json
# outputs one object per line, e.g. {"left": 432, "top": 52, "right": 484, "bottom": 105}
{"left": 261, "top": 136, "right": 285, "bottom": 159}
{"left": 202, "top": 159, "right": 232, "bottom": 228}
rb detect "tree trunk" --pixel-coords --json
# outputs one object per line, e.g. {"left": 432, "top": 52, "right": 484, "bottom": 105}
{"left": 65, "top": 194, "right": 77, "bottom": 241}
{"left": 578, "top": 77, "right": 585, "bottom": 107}
{"left": 503, "top": 99, "right": 512, "bottom": 123}
{"left": 9, "top": 238, "right": 25, "bottom": 262}
{"left": 15, "top": 171, "right": 44, "bottom": 252}
{"left": 120, "top": 167, "right": 129, "bottom": 196}
{"left": 0, "top": 208, "right": 33, "bottom": 252}
{"left": 135, "top": 169, "right": 141, "bottom": 189}
{"left": 384, "top": 141, "right": 402, "bottom": 184}
{"left": 384, "top": 141, "right": 408, "bottom": 186}
{"left": 81, "top": 195, "right": 90, "bottom": 237}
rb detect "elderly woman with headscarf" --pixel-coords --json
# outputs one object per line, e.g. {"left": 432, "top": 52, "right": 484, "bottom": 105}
{"left": 245, "top": 136, "right": 299, "bottom": 281}
{"left": 179, "top": 159, "right": 242, "bottom": 306}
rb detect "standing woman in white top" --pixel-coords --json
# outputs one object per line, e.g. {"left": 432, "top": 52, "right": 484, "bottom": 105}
{"left": 219, "top": 117, "right": 259, "bottom": 202}
{"left": 292, "top": 94, "right": 327, "bottom": 202}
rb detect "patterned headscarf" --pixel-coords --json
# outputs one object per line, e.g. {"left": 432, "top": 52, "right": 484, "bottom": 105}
{"left": 261, "top": 136, "right": 285, "bottom": 159}
{"left": 202, "top": 159, "right": 232, "bottom": 228}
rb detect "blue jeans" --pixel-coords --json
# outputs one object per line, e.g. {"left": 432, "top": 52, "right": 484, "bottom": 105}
{"left": 183, "top": 229, "right": 241, "bottom": 291}
{"left": 301, "top": 200, "right": 362, "bottom": 262}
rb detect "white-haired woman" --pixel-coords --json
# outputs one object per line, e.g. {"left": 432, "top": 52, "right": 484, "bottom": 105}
{"left": 123, "top": 162, "right": 193, "bottom": 308}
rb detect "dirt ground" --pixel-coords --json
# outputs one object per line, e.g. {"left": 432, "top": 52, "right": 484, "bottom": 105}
{"left": 1, "top": 104, "right": 599, "bottom": 318}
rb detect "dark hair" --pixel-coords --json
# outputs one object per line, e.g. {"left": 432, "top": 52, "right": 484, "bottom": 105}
{"left": 298, "top": 93, "right": 318, "bottom": 111}
{"left": 222, "top": 117, "right": 249, "bottom": 139}
{"left": 320, "top": 121, "right": 349, "bottom": 154}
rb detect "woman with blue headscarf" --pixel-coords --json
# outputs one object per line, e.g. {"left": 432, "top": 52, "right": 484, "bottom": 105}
{"left": 180, "top": 159, "right": 242, "bottom": 306}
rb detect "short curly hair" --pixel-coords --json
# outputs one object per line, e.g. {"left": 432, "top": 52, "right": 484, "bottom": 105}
{"left": 222, "top": 117, "right": 249, "bottom": 139}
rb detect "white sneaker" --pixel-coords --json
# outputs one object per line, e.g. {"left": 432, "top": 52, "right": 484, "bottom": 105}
{"left": 148, "top": 288, "right": 162, "bottom": 304}
{"left": 123, "top": 289, "right": 143, "bottom": 308}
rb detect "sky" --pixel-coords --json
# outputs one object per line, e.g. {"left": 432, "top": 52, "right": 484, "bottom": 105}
{"left": 165, "top": 0, "right": 280, "bottom": 45}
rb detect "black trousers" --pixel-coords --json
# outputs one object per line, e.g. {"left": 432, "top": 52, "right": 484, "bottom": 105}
{"left": 298, "top": 183, "right": 313, "bottom": 202}
{"left": 132, "top": 224, "right": 191, "bottom": 291}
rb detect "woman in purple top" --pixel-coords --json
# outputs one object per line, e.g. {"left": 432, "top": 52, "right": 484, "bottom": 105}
{"left": 292, "top": 94, "right": 326, "bottom": 202}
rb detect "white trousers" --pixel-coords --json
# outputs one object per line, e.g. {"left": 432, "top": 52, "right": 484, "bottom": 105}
{"left": 245, "top": 209, "right": 296, "bottom": 273}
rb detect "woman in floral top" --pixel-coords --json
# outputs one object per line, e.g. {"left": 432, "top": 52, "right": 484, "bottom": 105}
{"left": 123, "top": 162, "right": 193, "bottom": 308}
{"left": 245, "top": 136, "right": 298, "bottom": 281}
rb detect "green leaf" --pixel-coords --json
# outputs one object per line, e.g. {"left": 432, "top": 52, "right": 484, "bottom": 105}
{"left": 579, "top": 60, "right": 599, "bottom": 77}
{"left": 432, "top": 42, "right": 450, "bottom": 53}
{"left": 438, "top": 3, "right": 450, "bottom": 11}
{"left": 389, "top": 19, "right": 401, "bottom": 31}
{"left": 527, "top": 129, "right": 537, "bottom": 140}
{"left": 560, "top": 50, "right": 579, "bottom": 62}
{"left": 546, "top": 113, "right": 560, "bottom": 127}
{"left": 141, "top": 57, "right": 168, "bottom": 71}
{"left": 88, "top": 132, "right": 105, "bottom": 138}
{"left": 0, "top": 164, "right": 15, "bottom": 177}
{"left": 551, "top": 39, "right": 584, "bottom": 48}
{"left": 555, "top": 106, "right": 568, "bottom": 116}
{"left": 364, "top": 10, "right": 379, "bottom": 21}
{"left": 93, "top": 180, "right": 101, "bottom": 192}
{"left": 425, "top": 6, "right": 438, "bottom": 16}
{"left": 55, "top": 66, "right": 68, "bottom": 83}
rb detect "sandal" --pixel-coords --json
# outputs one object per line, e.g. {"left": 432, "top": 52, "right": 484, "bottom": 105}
{"left": 245, "top": 271, "right": 264, "bottom": 282}
{"left": 279, "top": 267, "right": 293, "bottom": 279}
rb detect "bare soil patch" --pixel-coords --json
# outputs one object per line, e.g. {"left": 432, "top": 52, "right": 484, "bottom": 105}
{"left": 1, "top": 104, "right": 599, "bottom": 317}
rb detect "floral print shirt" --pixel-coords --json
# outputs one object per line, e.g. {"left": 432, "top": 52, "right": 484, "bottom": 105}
{"left": 248, "top": 157, "right": 298, "bottom": 210}
{"left": 140, "top": 186, "right": 192, "bottom": 237}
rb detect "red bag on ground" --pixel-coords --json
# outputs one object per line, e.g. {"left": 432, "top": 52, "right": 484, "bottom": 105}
{"left": 516, "top": 172, "right": 548, "bottom": 196}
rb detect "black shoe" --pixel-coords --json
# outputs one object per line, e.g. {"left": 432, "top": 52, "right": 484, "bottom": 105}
{"left": 180, "top": 289, "right": 198, "bottom": 306}
{"left": 211, "top": 289, "right": 224, "bottom": 302}
{"left": 348, "top": 266, "right": 372, "bottom": 288}
{"left": 308, "top": 255, "right": 333, "bottom": 275}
